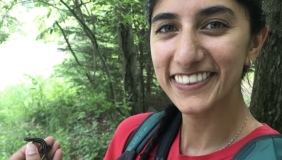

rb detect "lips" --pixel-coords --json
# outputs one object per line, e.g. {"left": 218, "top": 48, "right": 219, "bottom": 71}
{"left": 174, "top": 72, "right": 212, "bottom": 84}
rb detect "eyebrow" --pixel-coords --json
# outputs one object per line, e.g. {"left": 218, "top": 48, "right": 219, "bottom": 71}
{"left": 151, "top": 5, "right": 235, "bottom": 24}
{"left": 151, "top": 12, "right": 179, "bottom": 24}
{"left": 197, "top": 5, "right": 235, "bottom": 17}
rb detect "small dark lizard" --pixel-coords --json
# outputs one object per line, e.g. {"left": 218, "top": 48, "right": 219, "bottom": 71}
{"left": 24, "top": 137, "right": 51, "bottom": 160}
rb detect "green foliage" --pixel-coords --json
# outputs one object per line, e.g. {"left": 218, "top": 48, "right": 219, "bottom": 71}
{"left": 0, "top": 0, "right": 164, "bottom": 159}
{"left": 0, "top": 75, "right": 130, "bottom": 159}
{"left": 242, "top": 72, "right": 254, "bottom": 106}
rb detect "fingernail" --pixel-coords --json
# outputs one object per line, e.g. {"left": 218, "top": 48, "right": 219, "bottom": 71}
{"left": 26, "top": 143, "right": 38, "bottom": 155}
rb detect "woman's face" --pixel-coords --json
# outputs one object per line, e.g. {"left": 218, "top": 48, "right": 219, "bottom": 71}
{"left": 150, "top": 0, "right": 257, "bottom": 114}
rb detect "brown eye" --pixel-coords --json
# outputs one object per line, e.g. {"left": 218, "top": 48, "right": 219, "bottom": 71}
{"left": 204, "top": 21, "right": 228, "bottom": 30}
{"left": 156, "top": 24, "right": 178, "bottom": 33}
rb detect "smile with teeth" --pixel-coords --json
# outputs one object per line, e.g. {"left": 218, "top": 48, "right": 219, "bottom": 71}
{"left": 174, "top": 72, "right": 212, "bottom": 84}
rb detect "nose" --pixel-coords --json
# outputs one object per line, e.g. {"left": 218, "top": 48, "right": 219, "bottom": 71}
{"left": 174, "top": 31, "right": 204, "bottom": 68}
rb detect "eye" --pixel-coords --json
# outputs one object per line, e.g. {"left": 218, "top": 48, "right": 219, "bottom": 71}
{"left": 203, "top": 21, "right": 228, "bottom": 30}
{"left": 156, "top": 24, "right": 178, "bottom": 34}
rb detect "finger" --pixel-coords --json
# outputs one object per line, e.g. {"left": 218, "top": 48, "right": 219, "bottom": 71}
{"left": 48, "top": 140, "right": 61, "bottom": 159}
{"left": 9, "top": 145, "right": 26, "bottom": 160}
{"left": 25, "top": 143, "right": 41, "bottom": 160}
{"left": 44, "top": 136, "right": 56, "bottom": 146}
{"left": 43, "top": 136, "right": 62, "bottom": 159}
{"left": 9, "top": 136, "right": 60, "bottom": 160}
{"left": 53, "top": 149, "right": 63, "bottom": 160}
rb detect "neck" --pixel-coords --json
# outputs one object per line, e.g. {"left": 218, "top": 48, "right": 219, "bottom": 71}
{"left": 180, "top": 100, "right": 252, "bottom": 156}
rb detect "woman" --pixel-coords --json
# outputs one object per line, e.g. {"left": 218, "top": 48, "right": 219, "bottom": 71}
{"left": 9, "top": 0, "right": 279, "bottom": 159}
{"left": 104, "top": 0, "right": 279, "bottom": 159}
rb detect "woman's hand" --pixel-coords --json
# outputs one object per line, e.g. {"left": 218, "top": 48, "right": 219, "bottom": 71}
{"left": 9, "top": 136, "right": 63, "bottom": 160}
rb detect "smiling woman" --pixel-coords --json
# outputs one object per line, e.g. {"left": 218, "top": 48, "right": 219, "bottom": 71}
{"left": 103, "top": 0, "right": 281, "bottom": 160}
{"left": 9, "top": 0, "right": 281, "bottom": 160}
{"left": 150, "top": 0, "right": 253, "bottom": 115}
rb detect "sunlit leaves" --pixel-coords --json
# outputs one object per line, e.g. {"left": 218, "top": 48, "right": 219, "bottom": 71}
{"left": 0, "top": 1, "right": 20, "bottom": 43}
{"left": 1, "top": 0, "right": 155, "bottom": 159}
{"left": 0, "top": 73, "right": 130, "bottom": 159}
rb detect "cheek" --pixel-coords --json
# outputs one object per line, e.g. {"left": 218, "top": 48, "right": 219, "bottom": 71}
{"left": 221, "top": 46, "right": 243, "bottom": 68}
{"left": 151, "top": 41, "right": 174, "bottom": 70}
{"left": 205, "top": 36, "right": 249, "bottom": 72}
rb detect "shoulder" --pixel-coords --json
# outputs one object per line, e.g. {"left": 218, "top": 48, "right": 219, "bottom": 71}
{"left": 238, "top": 123, "right": 279, "bottom": 146}
{"left": 117, "top": 112, "right": 153, "bottom": 133}
{"left": 232, "top": 125, "right": 282, "bottom": 159}
{"left": 104, "top": 112, "right": 152, "bottom": 160}
{"left": 251, "top": 123, "right": 280, "bottom": 135}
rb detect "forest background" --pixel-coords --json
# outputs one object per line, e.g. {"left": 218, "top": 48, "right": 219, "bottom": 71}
{"left": 0, "top": 0, "right": 281, "bottom": 159}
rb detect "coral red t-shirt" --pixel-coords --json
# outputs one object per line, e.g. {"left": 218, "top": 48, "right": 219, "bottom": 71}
{"left": 104, "top": 113, "right": 279, "bottom": 160}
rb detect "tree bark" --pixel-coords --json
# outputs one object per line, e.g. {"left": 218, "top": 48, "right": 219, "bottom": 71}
{"left": 117, "top": 23, "right": 140, "bottom": 114}
{"left": 138, "top": 32, "right": 146, "bottom": 112}
{"left": 250, "top": 0, "right": 282, "bottom": 133}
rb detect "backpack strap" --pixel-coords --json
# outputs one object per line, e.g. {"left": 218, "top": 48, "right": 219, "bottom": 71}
{"left": 232, "top": 134, "right": 282, "bottom": 160}
{"left": 117, "top": 111, "right": 164, "bottom": 160}
{"left": 154, "top": 111, "right": 182, "bottom": 160}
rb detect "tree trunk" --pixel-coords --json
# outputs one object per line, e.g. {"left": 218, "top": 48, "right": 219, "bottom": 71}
{"left": 250, "top": 0, "right": 282, "bottom": 133}
{"left": 117, "top": 23, "right": 140, "bottom": 114}
{"left": 138, "top": 32, "right": 146, "bottom": 112}
{"left": 61, "top": 0, "right": 116, "bottom": 102}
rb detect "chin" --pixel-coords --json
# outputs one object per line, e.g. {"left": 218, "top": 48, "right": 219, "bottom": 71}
{"left": 174, "top": 102, "right": 211, "bottom": 115}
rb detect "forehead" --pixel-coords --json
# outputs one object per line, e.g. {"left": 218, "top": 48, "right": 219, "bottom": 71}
{"left": 152, "top": 0, "right": 244, "bottom": 18}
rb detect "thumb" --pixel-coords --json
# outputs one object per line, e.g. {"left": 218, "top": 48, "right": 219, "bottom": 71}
{"left": 26, "top": 143, "right": 41, "bottom": 160}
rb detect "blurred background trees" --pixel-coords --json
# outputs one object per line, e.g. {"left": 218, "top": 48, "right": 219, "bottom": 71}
{"left": 0, "top": 0, "right": 281, "bottom": 159}
{"left": 250, "top": 0, "right": 282, "bottom": 133}
{"left": 0, "top": 0, "right": 169, "bottom": 159}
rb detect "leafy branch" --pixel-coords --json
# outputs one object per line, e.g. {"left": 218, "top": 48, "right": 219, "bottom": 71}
{"left": 55, "top": 21, "right": 94, "bottom": 87}
{"left": 59, "top": 0, "right": 116, "bottom": 101}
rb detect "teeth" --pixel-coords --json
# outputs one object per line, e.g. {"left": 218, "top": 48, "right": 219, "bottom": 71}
{"left": 203, "top": 72, "right": 207, "bottom": 79}
{"left": 197, "top": 74, "right": 203, "bottom": 81}
{"left": 174, "top": 72, "right": 212, "bottom": 84}
{"left": 183, "top": 75, "right": 189, "bottom": 83}
{"left": 175, "top": 75, "right": 179, "bottom": 83}
{"left": 189, "top": 74, "right": 197, "bottom": 83}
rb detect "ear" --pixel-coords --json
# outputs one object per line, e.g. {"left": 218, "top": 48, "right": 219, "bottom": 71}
{"left": 246, "top": 26, "right": 269, "bottom": 62}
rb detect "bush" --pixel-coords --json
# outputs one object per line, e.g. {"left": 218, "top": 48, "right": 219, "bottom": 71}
{"left": 0, "top": 75, "right": 130, "bottom": 159}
